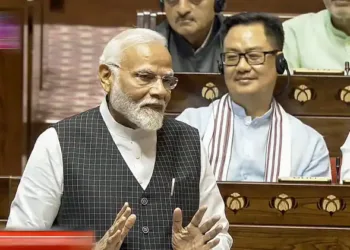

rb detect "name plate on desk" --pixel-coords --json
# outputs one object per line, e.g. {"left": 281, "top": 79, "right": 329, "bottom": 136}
{"left": 293, "top": 68, "right": 345, "bottom": 75}
{"left": 278, "top": 177, "right": 332, "bottom": 184}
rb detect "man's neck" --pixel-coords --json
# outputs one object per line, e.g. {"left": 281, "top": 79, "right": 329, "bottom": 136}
{"left": 232, "top": 95, "right": 273, "bottom": 119}
{"left": 331, "top": 16, "right": 350, "bottom": 36}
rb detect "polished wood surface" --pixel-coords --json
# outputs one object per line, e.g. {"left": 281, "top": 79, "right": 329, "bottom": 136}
{"left": 301, "top": 117, "right": 350, "bottom": 157}
{"left": 0, "top": 6, "right": 26, "bottom": 175}
{"left": 0, "top": 177, "right": 20, "bottom": 221}
{"left": 168, "top": 74, "right": 350, "bottom": 156}
{"left": 229, "top": 225, "right": 350, "bottom": 249}
{"left": 218, "top": 182, "right": 350, "bottom": 226}
{"left": 219, "top": 182, "right": 350, "bottom": 249}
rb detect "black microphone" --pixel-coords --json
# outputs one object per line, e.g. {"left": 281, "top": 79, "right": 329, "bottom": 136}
{"left": 336, "top": 157, "right": 341, "bottom": 183}
{"left": 345, "top": 61, "right": 349, "bottom": 76}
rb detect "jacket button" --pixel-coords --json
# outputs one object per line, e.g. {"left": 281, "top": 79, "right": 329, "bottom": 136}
{"left": 141, "top": 197, "right": 148, "bottom": 206}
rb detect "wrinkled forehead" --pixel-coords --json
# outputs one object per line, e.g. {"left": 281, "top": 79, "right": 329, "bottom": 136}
{"left": 121, "top": 43, "right": 173, "bottom": 74}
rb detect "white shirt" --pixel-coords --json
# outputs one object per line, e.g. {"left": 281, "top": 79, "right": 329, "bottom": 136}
{"left": 6, "top": 98, "right": 233, "bottom": 249}
{"left": 176, "top": 99, "right": 331, "bottom": 181}
{"left": 283, "top": 9, "right": 350, "bottom": 70}
{"left": 341, "top": 133, "right": 350, "bottom": 181}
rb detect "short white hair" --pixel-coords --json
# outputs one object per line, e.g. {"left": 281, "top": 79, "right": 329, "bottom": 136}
{"left": 99, "top": 28, "right": 167, "bottom": 67}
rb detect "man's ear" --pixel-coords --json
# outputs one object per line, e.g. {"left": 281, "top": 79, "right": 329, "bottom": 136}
{"left": 99, "top": 64, "right": 113, "bottom": 93}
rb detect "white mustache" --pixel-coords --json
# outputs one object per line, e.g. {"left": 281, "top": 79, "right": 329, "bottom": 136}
{"left": 139, "top": 99, "right": 166, "bottom": 109}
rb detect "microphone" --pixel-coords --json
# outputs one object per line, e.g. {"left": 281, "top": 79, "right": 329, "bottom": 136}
{"left": 275, "top": 62, "right": 291, "bottom": 97}
{"left": 345, "top": 61, "right": 349, "bottom": 76}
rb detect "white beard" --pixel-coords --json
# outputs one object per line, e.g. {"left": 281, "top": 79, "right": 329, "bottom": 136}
{"left": 109, "top": 83, "right": 165, "bottom": 131}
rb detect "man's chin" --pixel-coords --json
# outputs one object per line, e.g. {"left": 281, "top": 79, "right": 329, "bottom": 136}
{"left": 230, "top": 85, "right": 262, "bottom": 96}
{"left": 175, "top": 27, "right": 197, "bottom": 37}
{"left": 136, "top": 109, "right": 164, "bottom": 131}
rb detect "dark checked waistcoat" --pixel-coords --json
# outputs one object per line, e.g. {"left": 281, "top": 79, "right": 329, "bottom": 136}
{"left": 52, "top": 107, "right": 201, "bottom": 249}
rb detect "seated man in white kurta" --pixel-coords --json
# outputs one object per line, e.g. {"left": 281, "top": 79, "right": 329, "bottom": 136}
{"left": 340, "top": 133, "right": 350, "bottom": 180}
{"left": 283, "top": 0, "right": 350, "bottom": 70}
{"left": 176, "top": 12, "right": 331, "bottom": 182}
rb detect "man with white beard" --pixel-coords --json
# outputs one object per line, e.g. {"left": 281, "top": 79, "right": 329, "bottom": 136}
{"left": 6, "top": 28, "right": 232, "bottom": 250}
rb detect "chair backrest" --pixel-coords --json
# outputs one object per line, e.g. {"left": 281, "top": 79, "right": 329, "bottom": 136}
{"left": 136, "top": 11, "right": 297, "bottom": 29}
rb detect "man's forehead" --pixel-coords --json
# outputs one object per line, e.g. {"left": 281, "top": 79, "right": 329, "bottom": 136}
{"left": 121, "top": 43, "right": 172, "bottom": 69}
{"left": 224, "top": 24, "right": 269, "bottom": 49}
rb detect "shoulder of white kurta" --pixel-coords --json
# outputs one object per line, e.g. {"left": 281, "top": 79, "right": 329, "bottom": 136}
{"left": 341, "top": 133, "right": 350, "bottom": 150}
{"left": 287, "top": 114, "right": 325, "bottom": 146}
{"left": 283, "top": 9, "right": 328, "bottom": 30}
{"left": 176, "top": 99, "right": 221, "bottom": 139}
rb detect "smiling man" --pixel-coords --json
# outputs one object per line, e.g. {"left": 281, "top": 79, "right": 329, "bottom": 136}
{"left": 156, "top": 0, "right": 226, "bottom": 72}
{"left": 177, "top": 12, "right": 331, "bottom": 182}
{"left": 283, "top": 0, "right": 350, "bottom": 70}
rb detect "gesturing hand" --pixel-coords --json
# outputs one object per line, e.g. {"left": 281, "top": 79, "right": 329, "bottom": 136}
{"left": 172, "top": 206, "right": 223, "bottom": 250}
{"left": 94, "top": 202, "right": 136, "bottom": 250}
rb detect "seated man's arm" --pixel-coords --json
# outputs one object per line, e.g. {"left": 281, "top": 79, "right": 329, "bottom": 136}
{"left": 283, "top": 21, "right": 301, "bottom": 70}
{"left": 341, "top": 133, "right": 350, "bottom": 180}
{"left": 198, "top": 140, "right": 233, "bottom": 249}
{"left": 302, "top": 134, "right": 331, "bottom": 177}
{"left": 6, "top": 128, "right": 63, "bottom": 229}
{"left": 176, "top": 106, "right": 211, "bottom": 137}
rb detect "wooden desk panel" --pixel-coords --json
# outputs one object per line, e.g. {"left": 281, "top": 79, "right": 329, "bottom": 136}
{"left": 218, "top": 182, "right": 350, "bottom": 227}
{"left": 230, "top": 225, "right": 350, "bottom": 249}
{"left": 300, "top": 117, "right": 350, "bottom": 157}
{"left": 0, "top": 9, "right": 25, "bottom": 176}
{"left": 219, "top": 182, "right": 350, "bottom": 249}
{"left": 0, "top": 177, "right": 20, "bottom": 220}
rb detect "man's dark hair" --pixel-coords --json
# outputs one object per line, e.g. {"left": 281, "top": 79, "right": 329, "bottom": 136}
{"left": 223, "top": 12, "right": 285, "bottom": 50}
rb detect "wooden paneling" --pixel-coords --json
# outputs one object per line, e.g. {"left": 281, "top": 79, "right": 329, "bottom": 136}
{"left": 219, "top": 182, "right": 350, "bottom": 249}
{"left": 229, "top": 225, "right": 350, "bottom": 249}
{"left": 0, "top": 8, "right": 25, "bottom": 175}
{"left": 0, "top": 177, "right": 20, "bottom": 220}
{"left": 0, "top": 0, "right": 27, "bottom": 8}
{"left": 218, "top": 182, "right": 350, "bottom": 227}
{"left": 40, "top": 0, "right": 324, "bottom": 27}
{"left": 300, "top": 117, "right": 350, "bottom": 157}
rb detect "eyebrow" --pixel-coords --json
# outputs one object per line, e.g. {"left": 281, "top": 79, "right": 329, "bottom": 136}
{"left": 135, "top": 69, "right": 174, "bottom": 76}
{"left": 135, "top": 69, "right": 154, "bottom": 74}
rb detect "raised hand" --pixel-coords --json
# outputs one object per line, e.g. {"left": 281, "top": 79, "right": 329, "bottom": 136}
{"left": 172, "top": 206, "right": 223, "bottom": 250}
{"left": 94, "top": 202, "right": 136, "bottom": 250}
